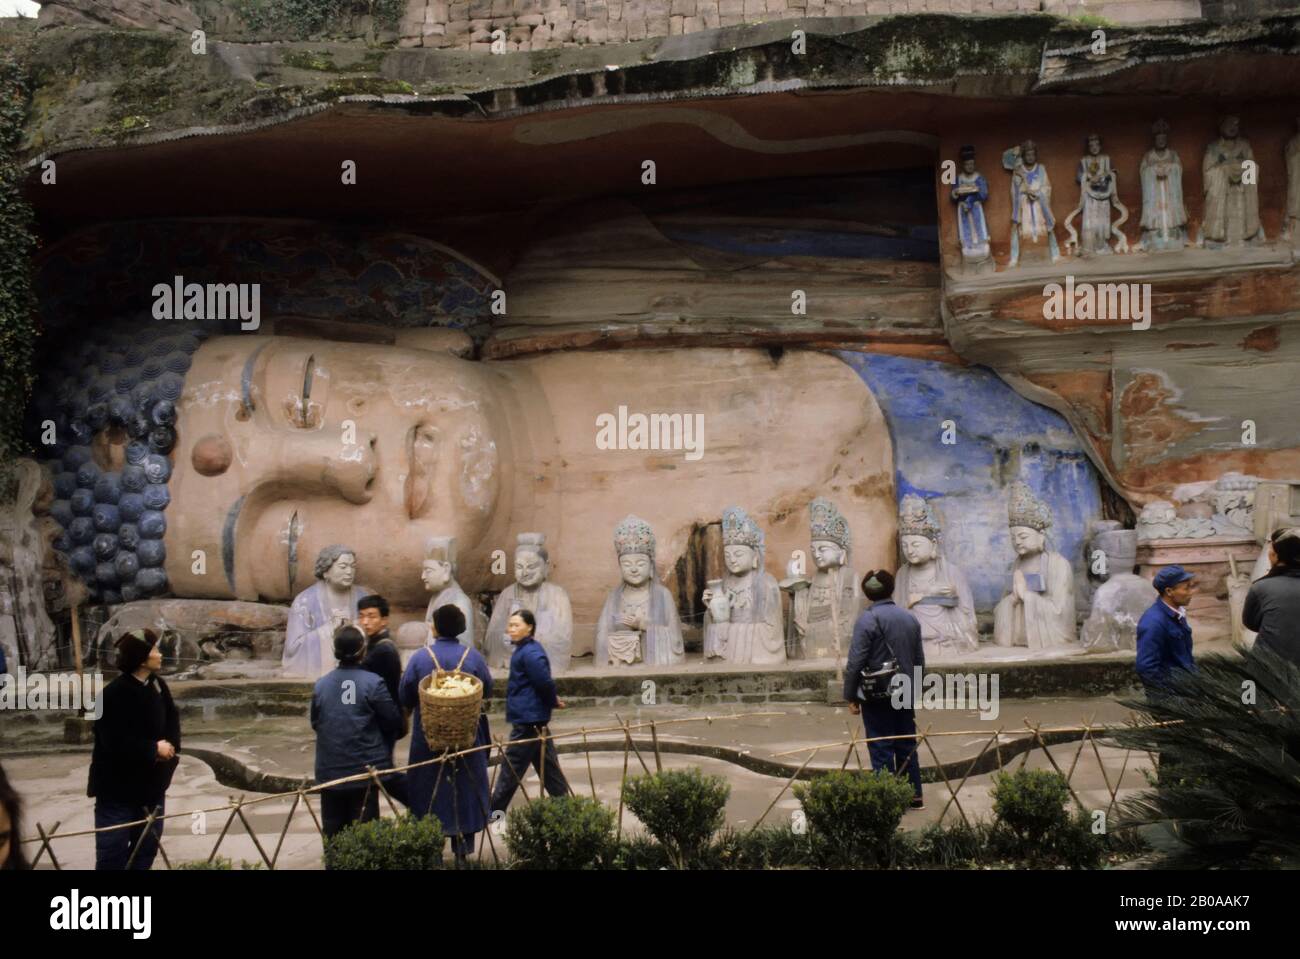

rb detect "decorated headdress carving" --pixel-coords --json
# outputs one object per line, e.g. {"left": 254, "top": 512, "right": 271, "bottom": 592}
{"left": 516, "top": 532, "right": 548, "bottom": 562}
{"left": 614, "top": 514, "right": 656, "bottom": 559}
{"left": 899, "top": 494, "right": 942, "bottom": 541}
{"left": 721, "top": 506, "right": 764, "bottom": 551}
{"left": 1007, "top": 482, "right": 1053, "bottom": 532}
{"left": 809, "top": 497, "right": 850, "bottom": 551}
{"left": 424, "top": 536, "right": 457, "bottom": 567}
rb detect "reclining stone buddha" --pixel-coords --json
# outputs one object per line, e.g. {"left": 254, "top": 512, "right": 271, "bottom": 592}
{"left": 30, "top": 319, "right": 896, "bottom": 663}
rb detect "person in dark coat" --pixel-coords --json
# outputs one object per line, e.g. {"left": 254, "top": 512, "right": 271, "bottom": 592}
{"left": 398, "top": 604, "right": 493, "bottom": 864}
{"left": 844, "top": 570, "right": 926, "bottom": 807}
{"left": 1243, "top": 528, "right": 1300, "bottom": 668}
{"left": 1136, "top": 565, "right": 1197, "bottom": 694}
{"left": 311, "top": 626, "right": 404, "bottom": 843}
{"left": 1, "top": 761, "right": 30, "bottom": 870}
{"left": 489, "top": 609, "right": 570, "bottom": 814}
{"left": 356, "top": 593, "right": 409, "bottom": 807}
{"left": 87, "top": 628, "right": 181, "bottom": 870}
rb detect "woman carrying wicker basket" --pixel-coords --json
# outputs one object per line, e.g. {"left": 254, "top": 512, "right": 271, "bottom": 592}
{"left": 398, "top": 604, "right": 494, "bottom": 864}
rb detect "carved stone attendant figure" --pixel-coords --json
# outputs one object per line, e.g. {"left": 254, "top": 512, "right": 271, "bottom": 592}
{"left": 789, "top": 498, "right": 859, "bottom": 660}
{"left": 1201, "top": 115, "right": 1263, "bottom": 248}
{"left": 595, "top": 515, "right": 684, "bottom": 667}
{"left": 894, "top": 494, "right": 978, "bottom": 659}
{"left": 1138, "top": 119, "right": 1188, "bottom": 252}
{"left": 485, "top": 532, "right": 574, "bottom": 673}
{"left": 421, "top": 536, "right": 476, "bottom": 646}
{"left": 1068, "top": 133, "right": 1128, "bottom": 256}
{"left": 951, "top": 145, "right": 991, "bottom": 270}
{"left": 1286, "top": 118, "right": 1300, "bottom": 243}
{"left": 993, "top": 483, "right": 1076, "bottom": 650}
{"left": 1003, "top": 140, "right": 1059, "bottom": 265}
{"left": 282, "top": 544, "right": 373, "bottom": 678}
{"left": 703, "top": 506, "right": 784, "bottom": 666}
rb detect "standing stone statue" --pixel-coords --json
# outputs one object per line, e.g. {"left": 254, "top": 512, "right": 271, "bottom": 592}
{"left": 894, "top": 494, "right": 978, "bottom": 659}
{"left": 950, "top": 145, "right": 992, "bottom": 272}
{"left": 703, "top": 506, "right": 784, "bottom": 666}
{"left": 1066, "top": 133, "right": 1129, "bottom": 256}
{"left": 1201, "top": 115, "right": 1264, "bottom": 249}
{"left": 1138, "top": 119, "right": 1188, "bottom": 252}
{"left": 282, "top": 544, "right": 373, "bottom": 679}
{"left": 595, "top": 515, "right": 684, "bottom": 667}
{"left": 993, "top": 483, "right": 1076, "bottom": 650}
{"left": 1080, "top": 527, "right": 1155, "bottom": 652}
{"left": 0, "top": 460, "right": 59, "bottom": 673}
{"left": 485, "top": 532, "right": 574, "bottom": 674}
{"left": 1285, "top": 118, "right": 1300, "bottom": 244}
{"left": 1002, "top": 140, "right": 1060, "bottom": 266}
{"left": 789, "top": 498, "right": 859, "bottom": 660}
{"left": 421, "top": 536, "right": 476, "bottom": 646}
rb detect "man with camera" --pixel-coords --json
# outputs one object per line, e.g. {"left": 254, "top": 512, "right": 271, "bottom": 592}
{"left": 844, "top": 570, "right": 926, "bottom": 809}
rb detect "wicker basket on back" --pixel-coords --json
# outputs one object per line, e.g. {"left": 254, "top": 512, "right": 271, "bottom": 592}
{"left": 417, "top": 645, "right": 483, "bottom": 752}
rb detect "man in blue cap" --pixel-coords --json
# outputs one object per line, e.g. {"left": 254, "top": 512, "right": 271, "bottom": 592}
{"left": 1136, "top": 565, "right": 1197, "bottom": 695}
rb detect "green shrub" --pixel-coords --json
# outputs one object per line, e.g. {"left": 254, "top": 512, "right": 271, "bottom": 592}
{"left": 1052, "top": 810, "right": 1105, "bottom": 870}
{"left": 176, "top": 857, "right": 233, "bottom": 870}
{"left": 607, "top": 835, "right": 673, "bottom": 871}
{"left": 323, "top": 814, "right": 444, "bottom": 870}
{"left": 706, "top": 825, "right": 818, "bottom": 870}
{"left": 913, "top": 819, "right": 992, "bottom": 869}
{"left": 505, "top": 796, "right": 615, "bottom": 870}
{"left": 623, "top": 768, "right": 730, "bottom": 868}
{"left": 991, "top": 769, "right": 1071, "bottom": 845}
{"left": 793, "top": 770, "right": 915, "bottom": 868}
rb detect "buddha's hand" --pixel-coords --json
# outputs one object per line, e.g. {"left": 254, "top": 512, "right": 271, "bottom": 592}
{"left": 620, "top": 612, "right": 646, "bottom": 630}
{"left": 935, "top": 585, "right": 956, "bottom": 597}
{"left": 908, "top": 593, "right": 924, "bottom": 608}
{"left": 1012, "top": 569, "right": 1028, "bottom": 603}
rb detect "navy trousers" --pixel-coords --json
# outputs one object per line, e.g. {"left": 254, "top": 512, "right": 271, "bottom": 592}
{"left": 94, "top": 798, "right": 165, "bottom": 870}
{"left": 489, "top": 723, "right": 570, "bottom": 811}
{"left": 861, "top": 701, "right": 923, "bottom": 798}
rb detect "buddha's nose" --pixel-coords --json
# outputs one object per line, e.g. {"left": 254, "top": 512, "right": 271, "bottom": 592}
{"left": 269, "top": 430, "right": 378, "bottom": 505}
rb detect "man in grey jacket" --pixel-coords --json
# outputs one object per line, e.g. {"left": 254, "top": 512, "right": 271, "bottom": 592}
{"left": 844, "top": 570, "right": 926, "bottom": 808}
{"left": 311, "top": 626, "right": 405, "bottom": 841}
{"left": 1244, "top": 527, "right": 1300, "bottom": 669}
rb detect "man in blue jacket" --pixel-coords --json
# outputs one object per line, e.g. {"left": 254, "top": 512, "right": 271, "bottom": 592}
{"left": 489, "top": 609, "right": 570, "bottom": 812}
{"left": 311, "top": 625, "right": 404, "bottom": 841}
{"left": 1136, "top": 565, "right": 1197, "bottom": 695}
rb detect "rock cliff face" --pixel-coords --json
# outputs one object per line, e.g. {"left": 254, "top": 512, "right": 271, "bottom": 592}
{"left": 6, "top": 10, "right": 1298, "bottom": 646}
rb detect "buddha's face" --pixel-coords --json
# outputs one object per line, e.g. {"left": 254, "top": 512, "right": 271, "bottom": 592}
{"left": 961, "top": 157, "right": 975, "bottom": 175}
{"left": 901, "top": 534, "right": 937, "bottom": 566}
{"left": 166, "top": 336, "right": 504, "bottom": 604}
{"left": 724, "top": 544, "right": 757, "bottom": 575}
{"left": 515, "top": 549, "right": 548, "bottom": 588}
{"left": 1221, "top": 116, "right": 1240, "bottom": 139}
{"left": 1010, "top": 526, "right": 1045, "bottom": 557}
{"left": 619, "top": 552, "right": 652, "bottom": 587}
{"left": 323, "top": 553, "right": 356, "bottom": 589}
{"left": 811, "top": 540, "right": 844, "bottom": 571}
{"left": 1154, "top": 131, "right": 1168, "bottom": 150}
{"left": 1022, "top": 146, "right": 1037, "bottom": 167}
{"left": 422, "top": 559, "right": 452, "bottom": 592}
{"left": 1086, "top": 136, "right": 1101, "bottom": 156}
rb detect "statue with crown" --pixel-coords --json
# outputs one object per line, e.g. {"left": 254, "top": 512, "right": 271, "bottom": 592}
{"left": 703, "top": 506, "right": 785, "bottom": 665}
{"left": 895, "top": 494, "right": 979, "bottom": 659}
{"left": 484, "top": 531, "right": 575, "bottom": 673}
{"left": 595, "top": 515, "right": 685, "bottom": 667}
{"left": 788, "top": 498, "right": 860, "bottom": 660}
{"left": 421, "top": 536, "right": 479, "bottom": 647}
{"left": 993, "top": 482, "right": 1077, "bottom": 650}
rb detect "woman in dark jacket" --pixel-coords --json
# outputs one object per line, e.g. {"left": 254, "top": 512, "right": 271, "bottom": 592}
{"left": 87, "top": 629, "right": 181, "bottom": 870}
{"left": 0, "top": 761, "right": 30, "bottom": 870}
